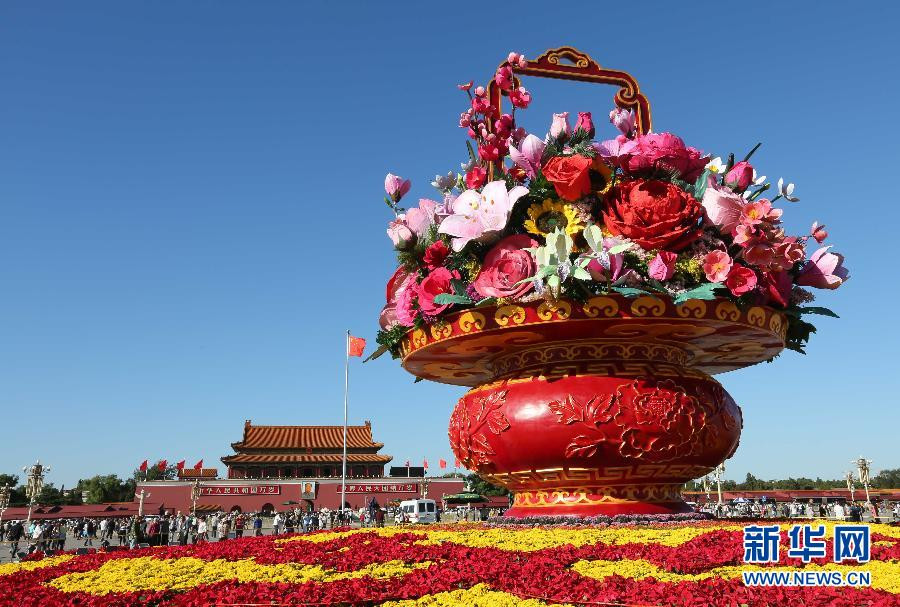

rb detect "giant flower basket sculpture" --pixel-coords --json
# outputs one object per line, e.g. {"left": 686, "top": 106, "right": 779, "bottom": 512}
{"left": 375, "top": 47, "right": 847, "bottom": 517}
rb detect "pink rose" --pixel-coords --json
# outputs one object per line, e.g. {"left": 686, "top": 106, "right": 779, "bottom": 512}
{"left": 472, "top": 235, "right": 537, "bottom": 300}
{"left": 549, "top": 112, "right": 571, "bottom": 140}
{"left": 701, "top": 183, "right": 744, "bottom": 234}
{"left": 423, "top": 240, "right": 450, "bottom": 271}
{"left": 702, "top": 250, "right": 732, "bottom": 283}
{"left": 648, "top": 251, "right": 677, "bottom": 281}
{"left": 795, "top": 246, "right": 849, "bottom": 290}
{"left": 417, "top": 267, "right": 461, "bottom": 317}
{"left": 395, "top": 277, "right": 419, "bottom": 325}
{"left": 387, "top": 218, "right": 414, "bottom": 249}
{"left": 724, "top": 265, "right": 757, "bottom": 296}
{"left": 574, "top": 111, "right": 595, "bottom": 138}
{"left": 724, "top": 161, "right": 754, "bottom": 191}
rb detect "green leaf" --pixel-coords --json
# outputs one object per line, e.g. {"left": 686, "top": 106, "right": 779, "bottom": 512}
{"left": 611, "top": 286, "right": 652, "bottom": 298}
{"left": 475, "top": 297, "right": 497, "bottom": 307}
{"left": 433, "top": 293, "right": 473, "bottom": 305}
{"left": 798, "top": 306, "right": 840, "bottom": 318}
{"left": 571, "top": 266, "right": 592, "bottom": 281}
{"left": 450, "top": 279, "right": 468, "bottom": 296}
{"left": 674, "top": 282, "right": 725, "bottom": 304}
{"left": 693, "top": 169, "right": 711, "bottom": 201}
{"left": 363, "top": 344, "right": 390, "bottom": 363}
{"left": 742, "top": 142, "right": 762, "bottom": 163}
{"left": 465, "top": 141, "right": 478, "bottom": 164}
{"left": 607, "top": 242, "right": 634, "bottom": 255}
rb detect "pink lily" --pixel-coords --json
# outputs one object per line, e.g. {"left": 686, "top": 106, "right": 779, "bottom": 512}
{"left": 438, "top": 180, "right": 528, "bottom": 251}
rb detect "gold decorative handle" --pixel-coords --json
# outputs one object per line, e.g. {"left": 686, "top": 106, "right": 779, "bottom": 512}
{"left": 488, "top": 46, "right": 652, "bottom": 135}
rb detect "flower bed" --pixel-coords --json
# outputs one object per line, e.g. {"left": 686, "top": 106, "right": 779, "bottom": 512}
{"left": 3, "top": 520, "right": 898, "bottom": 606}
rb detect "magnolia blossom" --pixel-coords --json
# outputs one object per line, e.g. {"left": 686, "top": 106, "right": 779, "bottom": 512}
{"left": 795, "top": 246, "right": 849, "bottom": 289}
{"left": 438, "top": 180, "right": 528, "bottom": 251}
{"left": 508, "top": 134, "right": 545, "bottom": 178}
{"left": 405, "top": 198, "right": 438, "bottom": 237}
{"left": 431, "top": 172, "right": 456, "bottom": 192}
{"left": 384, "top": 173, "right": 411, "bottom": 203}
{"left": 703, "top": 250, "right": 733, "bottom": 282}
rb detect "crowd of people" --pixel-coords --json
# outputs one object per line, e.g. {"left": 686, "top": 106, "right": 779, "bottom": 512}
{"left": 698, "top": 499, "right": 900, "bottom": 521}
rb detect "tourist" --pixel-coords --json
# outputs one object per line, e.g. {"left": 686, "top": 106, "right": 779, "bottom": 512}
{"left": 272, "top": 512, "right": 283, "bottom": 535}
{"left": 253, "top": 514, "right": 263, "bottom": 536}
{"left": 234, "top": 515, "right": 244, "bottom": 538}
{"left": 196, "top": 516, "right": 208, "bottom": 543}
{"left": 82, "top": 520, "right": 93, "bottom": 547}
{"left": 7, "top": 520, "right": 23, "bottom": 559}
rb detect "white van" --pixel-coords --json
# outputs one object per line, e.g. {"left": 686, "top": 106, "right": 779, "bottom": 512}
{"left": 395, "top": 499, "right": 437, "bottom": 524}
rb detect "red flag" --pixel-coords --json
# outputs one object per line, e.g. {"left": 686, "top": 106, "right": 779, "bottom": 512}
{"left": 423, "top": 458, "right": 429, "bottom": 469}
{"left": 348, "top": 335, "right": 366, "bottom": 357}
{"left": 193, "top": 459, "right": 203, "bottom": 470}
{"left": 158, "top": 460, "right": 167, "bottom": 471}
{"left": 176, "top": 460, "right": 185, "bottom": 471}
{"left": 139, "top": 460, "right": 148, "bottom": 472}
{"left": 454, "top": 457, "right": 461, "bottom": 468}
{"left": 439, "top": 459, "right": 447, "bottom": 469}
{"left": 405, "top": 460, "right": 411, "bottom": 467}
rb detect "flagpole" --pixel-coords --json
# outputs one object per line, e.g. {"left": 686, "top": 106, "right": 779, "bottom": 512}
{"left": 341, "top": 330, "right": 350, "bottom": 515}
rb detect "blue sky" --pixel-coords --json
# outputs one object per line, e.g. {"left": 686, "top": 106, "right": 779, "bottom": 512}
{"left": 1, "top": 1, "right": 898, "bottom": 487}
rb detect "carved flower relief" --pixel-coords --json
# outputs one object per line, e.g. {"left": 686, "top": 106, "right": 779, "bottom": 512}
{"left": 448, "top": 389, "right": 510, "bottom": 470}
{"left": 547, "top": 379, "right": 707, "bottom": 463}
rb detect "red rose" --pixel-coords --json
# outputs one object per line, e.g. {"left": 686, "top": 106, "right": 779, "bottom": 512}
{"left": 416, "top": 267, "right": 460, "bottom": 317}
{"left": 601, "top": 179, "right": 703, "bottom": 251}
{"left": 472, "top": 234, "right": 538, "bottom": 300}
{"left": 542, "top": 155, "right": 593, "bottom": 201}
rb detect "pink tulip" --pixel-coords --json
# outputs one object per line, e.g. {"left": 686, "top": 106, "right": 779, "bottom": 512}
{"left": 508, "top": 134, "right": 545, "bottom": 179}
{"left": 795, "top": 246, "right": 849, "bottom": 290}
{"left": 703, "top": 250, "right": 733, "bottom": 283}
{"left": 549, "top": 112, "right": 571, "bottom": 140}
{"left": 609, "top": 108, "right": 636, "bottom": 137}
{"left": 724, "top": 161, "right": 754, "bottom": 191}
{"left": 384, "top": 173, "right": 411, "bottom": 203}
{"left": 574, "top": 112, "right": 595, "bottom": 138}
{"left": 648, "top": 251, "right": 677, "bottom": 280}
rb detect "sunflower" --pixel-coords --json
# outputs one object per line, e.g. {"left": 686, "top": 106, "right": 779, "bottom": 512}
{"left": 523, "top": 199, "right": 584, "bottom": 238}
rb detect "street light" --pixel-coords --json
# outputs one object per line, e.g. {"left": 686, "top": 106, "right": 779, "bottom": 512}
{"left": 854, "top": 456, "right": 872, "bottom": 505}
{"left": 23, "top": 460, "right": 50, "bottom": 526}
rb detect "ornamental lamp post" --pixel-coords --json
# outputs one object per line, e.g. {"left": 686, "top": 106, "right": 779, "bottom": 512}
{"left": 845, "top": 471, "right": 856, "bottom": 502}
{"left": 0, "top": 483, "right": 10, "bottom": 528}
{"left": 855, "top": 457, "right": 872, "bottom": 505}
{"left": 191, "top": 479, "right": 202, "bottom": 516}
{"left": 135, "top": 488, "right": 151, "bottom": 517}
{"left": 713, "top": 462, "right": 725, "bottom": 507}
{"left": 23, "top": 460, "right": 50, "bottom": 526}
{"left": 702, "top": 475, "right": 712, "bottom": 504}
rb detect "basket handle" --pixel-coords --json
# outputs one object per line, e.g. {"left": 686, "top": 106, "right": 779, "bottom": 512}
{"left": 488, "top": 46, "right": 652, "bottom": 135}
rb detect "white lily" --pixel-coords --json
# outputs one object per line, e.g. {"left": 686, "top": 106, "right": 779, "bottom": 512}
{"left": 706, "top": 157, "right": 727, "bottom": 174}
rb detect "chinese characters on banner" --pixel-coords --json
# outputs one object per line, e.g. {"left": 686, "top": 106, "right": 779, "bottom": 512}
{"left": 199, "top": 485, "right": 281, "bottom": 496}
{"left": 743, "top": 524, "right": 870, "bottom": 564}
{"left": 344, "top": 483, "right": 417, "bottom": 493}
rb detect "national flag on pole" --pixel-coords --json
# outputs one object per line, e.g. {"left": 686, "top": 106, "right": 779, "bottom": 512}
{"left": 348, "top": 335, "right": 366, "bottom": 357}
{"left": 193, "top": 459, "right": 203, "bottom": 470}
{"left": 158, "top": 460, "right": 167, "bottom": 471}
{"left": 176, "top": 460, "right": 185, "bottom": 471}
{"left": 138, "top": 460, "right": 148, "bottom": 472}
{"left": 423, "top": 458, "right": 429, "bottom": 469}
{"left": 439, "top": 459, "right": 447, "bottom": 469}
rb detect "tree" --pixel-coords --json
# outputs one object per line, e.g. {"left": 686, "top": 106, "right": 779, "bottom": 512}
{"left": 76, "top": 474, "right": 135, "bottom": 503}
{"left": 464, "top": 473, "right": 509, "bottom": 497}
{"left": 133, "top": 463, "right": 178, "bottom": 482}
{"left": 872, "top": 468, "right": 900, "bottom": 488}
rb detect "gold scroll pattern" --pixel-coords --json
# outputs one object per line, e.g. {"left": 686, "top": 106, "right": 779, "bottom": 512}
{"left": 512, "top": 484, "right": 684, "bottom": 507}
